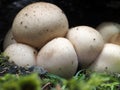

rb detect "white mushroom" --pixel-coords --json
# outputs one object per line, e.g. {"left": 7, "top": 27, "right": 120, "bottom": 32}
{"left": 12, "top": 2, "right": 69, "bottom": 49}
{"left": 36, "top": 37, "right": 78, "bottom": 78}
{"left": 66, "top": 26, "right": 104, "bottom": 68}
{"left": 4, "top": 43, "right": 37, "bottom": 67}
{"left": 109, "top": 33, "right": 120, "bottom": 45}
{"left": 3, "top": 29, "right": 17, "bottom": 50}
{"left": 97, "top": 22, "right": 120, "bottom": 44}
{"left": 89, "top": 43, "right": 120, "bottom": 73}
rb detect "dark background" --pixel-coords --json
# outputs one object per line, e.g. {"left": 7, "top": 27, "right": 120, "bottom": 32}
{"left": 0, "top": 0, "right": 120, "bottom": 51}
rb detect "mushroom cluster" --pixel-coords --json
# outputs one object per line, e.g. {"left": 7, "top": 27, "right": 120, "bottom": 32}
{"left": 89, "top": 22, "right": 120, "bottom": 73}
{"left": 3, "top": 2, "right": 76, "bottom": 78}
{"left": 3, "top": 2, "right": 120, "bottom": 78}
{"left": 97, "top": 22, "right": 120, "bottom": 44}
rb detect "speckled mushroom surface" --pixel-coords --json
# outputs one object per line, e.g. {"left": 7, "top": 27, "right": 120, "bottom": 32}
{"left": 12, "top": 2, "right": 69, "bottom": 49}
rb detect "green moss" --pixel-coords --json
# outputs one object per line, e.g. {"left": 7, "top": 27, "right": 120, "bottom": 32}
{"left": 62, "top": 71, "right": 120, "bottom": 90}
{"left": 0, "top": 52, "right": 120, "bottom": 90}
{"left": 19, "top": 74, "right": 41, "bottom": 90}
{"left": 2, "top": 82, "right": 20, "bottom": 90}
{"left": 0, "top": 73, "right": 41, "bottom": 90}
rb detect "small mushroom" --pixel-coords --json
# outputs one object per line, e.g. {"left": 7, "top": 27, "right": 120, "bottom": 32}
{"left": 4, "top": 43, "right": 37, "bottom": 67}
{"left": 36, "top": 37, "right": 78, "bottom": 78}
{"left": 89, "top": 43, "right": 120, "bottom": 73}
{"left": 12, "top": 2, "right": 68, "bottom": 49}
{"left": 3, "top": 29, "right": 17, "bottom": 50}
{"left": 109, "top": 33, "right": 120, "bottom": 45}
{"left": 97, "top": 22, "right": 120, "bottom": 44}
{"left": 66, "top": 26, "right": 104, "bottom": 68}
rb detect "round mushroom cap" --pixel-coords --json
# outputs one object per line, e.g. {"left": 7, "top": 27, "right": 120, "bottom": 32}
{"left": 36, "top": 37, "right": 78, "bottom": 78}
{"left": 66, "top": 26, "right": 104, "bottom": 68}
{"left": 109, "top": 33, "right": 120, "bottom": 45}
{"left": 3, "top": 29, "right": 17, "bottom": 50}
{"left": 12, "top": 2, "right": 69, "bottom": 49}
{"left": 89, "top": 43, "right": 120, "bottom": 73}
{"left": 97, "top": 22, "right": 120, "bottom": 43}
{"left": 4, "top": 43, "right": 37, "bottom": 67}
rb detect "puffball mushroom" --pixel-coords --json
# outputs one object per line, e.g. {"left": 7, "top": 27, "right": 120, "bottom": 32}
{"left": 109, "top": 33, "right": 120, "bottom": 45}
{"left": 4, "top": 43, "right": 37, "bottom": 67}
{"left": 12, "top": 2, "right": 68, "bottom": 49}
{"left": 66, "top": 26, "right": 104, "bottom": 68}
{"left": 97, "top": 22, "right": 120, "bottom": 44}
{"left": 3, "top": 29, "right": 17, "bottom": 50}
{"left": 90, "top": 43, "right": 120, "bottom": 73}
{"left": 36, "top": 37, "right": 78, "bottom": 78}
